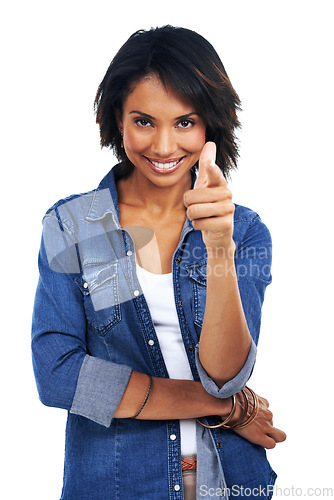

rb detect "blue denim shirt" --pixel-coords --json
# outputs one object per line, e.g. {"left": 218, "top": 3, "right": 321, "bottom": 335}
{"left": 32, "top": 164, "right": 277, "bottom": 499}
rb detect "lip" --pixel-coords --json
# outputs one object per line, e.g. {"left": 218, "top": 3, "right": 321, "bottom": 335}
{"left": 144, "top": 156, "right": 186, "bottom": 174}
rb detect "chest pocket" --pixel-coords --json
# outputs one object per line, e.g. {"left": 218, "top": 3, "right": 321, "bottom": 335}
{"left": 75, "top": 259, "right": 121, "bottom": 335}
{"left": 186, "top": 261, "right": 207, "bottom": 328}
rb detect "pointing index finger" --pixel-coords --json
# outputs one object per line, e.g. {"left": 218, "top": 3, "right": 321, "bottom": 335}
{"left": 200, "top": 141, "right": 217, "bottom": 166}
{"left": 198, "top": 142, "right": 226, "bottom": 188}
{"left": 194, "top": 142, "right": 217, "bottom": 189}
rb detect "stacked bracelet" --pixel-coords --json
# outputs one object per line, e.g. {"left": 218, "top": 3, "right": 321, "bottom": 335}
{"left": 196, "top": 386, "right": 259, "bottom": 430}
{"left": 233, "top": 386, "right": 259, "bottom": 430}
{"left": 131, "top": 375, "right": 153, "bottom": 419}
{"left": 224, "top": 388, "right": 249, "bottom": 429}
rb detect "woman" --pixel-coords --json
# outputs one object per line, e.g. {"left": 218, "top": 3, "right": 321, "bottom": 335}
{"left": 32, "top": 26, "right": 286, "bottom": 499}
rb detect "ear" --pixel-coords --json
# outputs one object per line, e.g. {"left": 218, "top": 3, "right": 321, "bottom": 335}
{"left": 116, "top": 111, "right": 123, "bottom": 135}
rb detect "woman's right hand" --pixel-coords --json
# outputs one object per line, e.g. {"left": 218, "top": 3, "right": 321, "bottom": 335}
{"left": 226, "top": 390, "right": 287, "bottom": 449}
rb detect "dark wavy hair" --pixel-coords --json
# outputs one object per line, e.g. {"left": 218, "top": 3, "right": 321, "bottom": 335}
{"left": 94, "top": 25, "right": 241, "bottom": 179}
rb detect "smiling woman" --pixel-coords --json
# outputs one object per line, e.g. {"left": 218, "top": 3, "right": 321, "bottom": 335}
{"left": 117, "top": 76, "right": 206, "bottom": 194}
{"left": 95, "top": 26, "right": 241, "bottom": 180}
{"left": 31, "top": 25, "right": 286, "bottom": 500}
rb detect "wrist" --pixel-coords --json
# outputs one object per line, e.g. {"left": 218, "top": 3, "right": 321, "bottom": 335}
{"left": 206, "top": 244, "right": 236, "bottom": 280}
{"left": 202, "top": 388, "right": 234, "bottom": 418}
{"left": 206, "top": 240, "right": 236, "bottom": 261}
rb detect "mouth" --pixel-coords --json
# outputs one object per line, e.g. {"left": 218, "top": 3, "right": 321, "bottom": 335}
{"left": 144, "top": 156, "right": 186, "bottom": 174}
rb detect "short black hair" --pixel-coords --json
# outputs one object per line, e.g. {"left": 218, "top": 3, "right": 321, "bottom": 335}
{"left": 94, "top": 25, "right": 241, "bottom": 179}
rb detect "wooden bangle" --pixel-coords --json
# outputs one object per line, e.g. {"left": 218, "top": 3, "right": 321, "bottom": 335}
{"left": 196, "top": 394, "right": 236, "bottom": 429}
{"left": 131, "top": 375, "right": 153, "bottom": 419}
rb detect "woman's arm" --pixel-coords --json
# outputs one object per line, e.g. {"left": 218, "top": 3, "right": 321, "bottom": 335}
{"left": 198, "top": 246, "right": 252, "bottom": 387}
{"left": 114, "top": 371, "right": 286, "bottom": 448}
{"left": 114, "top": 370, "right": 232, "bottom": 420}
{"left": 184, "top": 142, "right": 253, "bottom": 387}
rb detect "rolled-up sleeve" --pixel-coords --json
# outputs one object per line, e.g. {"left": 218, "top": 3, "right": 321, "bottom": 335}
{"left": 195, "top": 214, "right": 272, "bottom": 398}
{"left": 195, "top": 338, "right": 257, "bottom": 398}
{"left": 70, "top": 355, "right": 132, "bottom": 427}
{"left": 31, "top": 215, "right": 132, "bottom": 427}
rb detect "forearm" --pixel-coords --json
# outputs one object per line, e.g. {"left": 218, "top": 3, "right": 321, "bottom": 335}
{"left": 198, "top": 246, "right": 252, "bottom": 388}
{"left": 114, "top": 370, "right": 232, "bottom": 420}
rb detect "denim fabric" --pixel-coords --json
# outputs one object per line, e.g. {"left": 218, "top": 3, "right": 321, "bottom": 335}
{"left": 32, "top": 164, "right": 277, "bottom": 499}
{"left": 195, "top": 340, "right": 257, "bottom": 398}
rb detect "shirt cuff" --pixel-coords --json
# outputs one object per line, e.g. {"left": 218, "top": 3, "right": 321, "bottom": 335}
{"left": 70, "top": 354, "right": 132, "bottom": 427}
{"left": 195, "top": 339, "right": 257, "bottom": 398}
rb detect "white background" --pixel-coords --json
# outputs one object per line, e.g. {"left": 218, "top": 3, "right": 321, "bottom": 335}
{"left": 1, "top": 0, "right": 333, "bottom": 498}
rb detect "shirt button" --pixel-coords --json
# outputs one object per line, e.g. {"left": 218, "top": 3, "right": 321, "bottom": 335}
{"left": 126, "top": 250, "right": 133, "bottom": 256}
{"left": 187, "top": 346, "right": 194, "bottom": 353}
{"left": 174, "top": 484, "right": 181, "bottom": 492}
{"left": 133, "top": 289, "right": 140, "bottom": 297}
{"left": 175, "top": 257, "right": 181, "bottom": 264}
{"left": 148, "top": 339, "right": 155, "bottom": 346}
{"left": 83, "top": 282, "right": 89, "bottom": 289}
{"left": 169, "top": 434, "right": 177, "bottom": 441}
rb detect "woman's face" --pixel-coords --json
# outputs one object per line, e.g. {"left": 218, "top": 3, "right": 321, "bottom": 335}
{"left": 118, "top": 74, "right": 206, "bottom": 188}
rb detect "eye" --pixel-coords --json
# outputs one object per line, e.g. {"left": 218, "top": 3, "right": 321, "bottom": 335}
{"left": 134, "top": 118, "right": 152, "bottom": 127}
{"left": 177, "top": 119, "right": 195, "bottom": 129}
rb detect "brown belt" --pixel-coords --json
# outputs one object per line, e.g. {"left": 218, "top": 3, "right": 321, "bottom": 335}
{"left": 181, "top": 457, "right": 197, "bottom": 471}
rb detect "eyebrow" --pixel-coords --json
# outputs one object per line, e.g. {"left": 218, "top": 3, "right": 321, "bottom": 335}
{"left": 129, "top": 111, "right": 199, "bottom": 120}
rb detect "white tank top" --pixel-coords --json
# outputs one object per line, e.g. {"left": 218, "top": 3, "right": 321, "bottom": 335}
{"left": 136, "top": 263, "right": 197, "bottom": 457}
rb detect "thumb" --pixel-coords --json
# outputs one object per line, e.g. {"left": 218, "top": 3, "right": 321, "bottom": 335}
{"left": 194, "top": 142, "right": 217, "bottom": 189}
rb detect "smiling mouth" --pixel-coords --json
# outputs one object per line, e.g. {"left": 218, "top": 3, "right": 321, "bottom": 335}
{"left": 144, "top": 156, "right": 186, "bottom": 172}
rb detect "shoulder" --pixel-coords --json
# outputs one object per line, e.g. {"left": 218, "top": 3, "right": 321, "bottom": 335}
{"left": 39, "top": 188, "right": 99, "bottom": 274}
{"left": 42, "top": 164, "right": 120, "bottom": 231}
{"left": 44, "top": 188, "right": 98, "bottom": 216}
{"left": 43, "top": 188, "right": 98, "bottom": 233}
{"left": 234, "top": 203, "right": 260, "bottom": 222}
{"left": 44, "top": 189, "right": 93, "bottom": 214}
{"left": 233, "top": 203, "right": 271, "bottom": 249}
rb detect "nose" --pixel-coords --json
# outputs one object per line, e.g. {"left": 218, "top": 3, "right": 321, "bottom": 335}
{"left": 151, "top": 127, "right": 177, "bottom": 157}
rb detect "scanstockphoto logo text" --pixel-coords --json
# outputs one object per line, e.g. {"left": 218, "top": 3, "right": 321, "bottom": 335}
{"left": 199, "top": 484, "right": 334, "bottom": 497}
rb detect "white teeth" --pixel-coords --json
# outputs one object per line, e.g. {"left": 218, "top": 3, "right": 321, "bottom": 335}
{"left": 150, "top": 159, "right": 180, "bottom": 169}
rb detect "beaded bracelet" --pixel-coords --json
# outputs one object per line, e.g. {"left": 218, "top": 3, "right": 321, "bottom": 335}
{"left": 131, "top": 375, "right": 153, "bottom": 419}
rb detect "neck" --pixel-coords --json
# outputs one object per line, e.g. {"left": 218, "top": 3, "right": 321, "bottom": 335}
{"left": 117, "top": 169, "right": 192, "bottom": 217}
